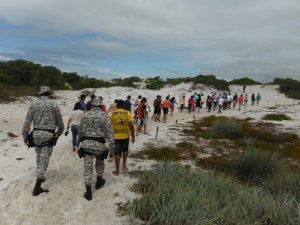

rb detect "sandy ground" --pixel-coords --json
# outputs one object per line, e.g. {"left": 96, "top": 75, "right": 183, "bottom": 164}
{"left": 0, "top": 83, "right": 300, "bottom": 225}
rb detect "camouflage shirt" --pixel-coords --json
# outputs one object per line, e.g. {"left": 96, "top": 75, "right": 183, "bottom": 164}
{"left": 22, "top": 96, "right": 64, "bottom": 140}
{"left": 78, "top": 107, "right": 115, "bottom": 154}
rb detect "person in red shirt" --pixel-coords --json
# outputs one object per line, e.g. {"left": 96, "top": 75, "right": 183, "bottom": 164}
{"left": 136, "top": 97, "right": 147, "bottom": 136}
{"left": 238, "top": 94, "right": 244, "bottom": 111}
{"left": 188, "top": 96, "right": 194, "bottom": 113}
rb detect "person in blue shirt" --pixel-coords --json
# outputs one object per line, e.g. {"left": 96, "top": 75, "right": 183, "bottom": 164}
{"left": 79, "top": 94, "right": 87, "bottom": 111}
{"left": 123, "top": 95, "right": 132, "bottom": 114}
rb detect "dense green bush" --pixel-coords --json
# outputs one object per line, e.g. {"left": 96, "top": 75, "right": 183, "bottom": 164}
{"left": 262, "top": 113, "right": 292, "bottom": 121}
{"left": 145, "top": 76, "right": 167, "bottom": 90}
{"left": 128, "top": 163, "right": 299, "bottom": 225}
{"left": 232, "top": 148, "right": 281, "bottom": 183}
{"left": 193, "top": 74, "right": 229, "bottom": 90}
{"left": 229, "top": 77, "right": 262, "bottom": 85}
{"left": 166, "top": 77, "right": 192, "bottom": 85}
{"left": 272, "top": 78, "right": 300, "bottom": 99}
{"left": 112, "top": 76, "right": 142, "bottom": 87}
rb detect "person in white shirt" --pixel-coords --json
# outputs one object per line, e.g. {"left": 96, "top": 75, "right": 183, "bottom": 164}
{"left": 66, "top": 102, "right": 85, "bottom": 151}
{"left": 218, "top": 96, "right": 224, "bottom": 114}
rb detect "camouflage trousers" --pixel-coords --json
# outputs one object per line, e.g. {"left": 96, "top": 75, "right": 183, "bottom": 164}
{"left": 84, "top": 153, "right": 105, "bottom": 185}
{"left": 34, "top": 131, "right": 54, "bottom": 180}
{"left": 35, "top": 146, "right": 53, "bottom": 179}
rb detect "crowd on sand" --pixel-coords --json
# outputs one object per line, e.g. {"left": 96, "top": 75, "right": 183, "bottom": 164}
{"left": 22, "top": 85, "right": 262, "bottom": 201}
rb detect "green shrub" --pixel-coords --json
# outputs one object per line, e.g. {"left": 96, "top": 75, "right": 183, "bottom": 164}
{"left": 128, "top": 163, "right": 299, "bottom": 225}
{"left": 232, "top": 148, "right": 281, "bottom": 183}
{"left": 229, "top": 77, "right": 262, "bottom": 85}
{"left": 211, "top": 120, "right": 242, "bottom": 139}
{"left": 145, "top": 76, "right": 167, "bottom": 90}
{"left": 262, "top": 113, "right": 292, "bottom": 121}
{"left": 272, "top": 78, "right": 300, "bottom": 99}
{"left": 193, "top": 74, "right": 229, "bottom": 90}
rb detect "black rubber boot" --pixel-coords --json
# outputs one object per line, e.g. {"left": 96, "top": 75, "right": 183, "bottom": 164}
{"left": 95, "top": 176, "right": 105, "bottom": 190}
{"left": 32, "top": 179, "right": 49, "bottom": 196}
{"left": 84, "top": 185, "right": 92, "bottom": 201}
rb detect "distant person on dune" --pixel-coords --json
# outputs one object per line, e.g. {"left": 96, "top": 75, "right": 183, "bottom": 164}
{"left": 179, "top": 95, "right": 185, "bottom": 112}
{"left": 251, "top": 93, "right": 255, "bottom": 105}
{"left": 136, "top": 97, "right": 148, "bottom": 135}
{"left": 169, "top": 97, "right": 177, "bottom": 116}
{"left": 162, "top": 96, "right": 171, "bottom": 122}
{"left": 256, "top": 93, "right": 261, "bottom": 106}
{"left": 238, "top": 94, "right": 244, "bottom": 111}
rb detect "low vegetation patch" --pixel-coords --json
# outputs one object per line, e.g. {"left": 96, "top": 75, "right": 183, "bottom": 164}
{"left": 127, "top": 163, "right": 299, "bottom": 225}
{"left": 262, "top": 113, "right": 292, "bottom": 121}
{"left": 127, "top": 115, "right": 300, "bottom": 224}
{"left": 131, "top": 142, "right": 201, "bottom": 162}
{"left": 182, "top": 115, "right": 300, "bottom": 162}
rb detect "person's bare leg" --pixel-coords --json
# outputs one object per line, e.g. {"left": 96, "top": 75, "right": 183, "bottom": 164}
{"left": 122, "top": 151, "right": 128, "bottom": 173}
{"left": 136, "top": 125, "right": 140, "bottom": 136}
{"left": 114, "top": 155, "right": 120, "bottom": 176}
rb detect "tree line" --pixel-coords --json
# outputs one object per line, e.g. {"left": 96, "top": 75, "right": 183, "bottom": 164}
{"left": 0, "top": 59, "right": 299, "bottom": 100}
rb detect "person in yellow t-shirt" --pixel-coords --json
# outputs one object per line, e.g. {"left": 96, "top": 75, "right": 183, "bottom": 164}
{"left": 110, "top": 100, "right": 135, "bottom": 176}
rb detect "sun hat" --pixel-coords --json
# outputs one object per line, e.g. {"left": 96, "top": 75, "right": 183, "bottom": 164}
{"left": 38, "top": 86, "right": 53, "bottom": 95}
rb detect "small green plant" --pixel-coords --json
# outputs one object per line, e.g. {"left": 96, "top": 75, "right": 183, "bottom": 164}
{"left": 232, "top": 148, "right": 281, "bottom": 184}
{"left": 211, "top": 120, "right": 242, "bottom": 139}
{"left": 262, "top": 113, "right": 292, "bottom": 121}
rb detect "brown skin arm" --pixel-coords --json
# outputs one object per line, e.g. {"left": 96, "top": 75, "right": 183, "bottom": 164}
{"left": 66, "top": 118, "right": 72, "bottom": 130}
{"left": 129, "top": 121, "right": 135, "bottom": 143}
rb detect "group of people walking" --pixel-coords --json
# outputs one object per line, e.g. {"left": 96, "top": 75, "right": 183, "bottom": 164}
{"left": 179, "top": 92, "right": 262, "bottom": 114}
{"left": 22, "top": 85, "right": 262, "bottom": 201}
{"left": 22, "top": 87, "right": 135, "bottom": 201}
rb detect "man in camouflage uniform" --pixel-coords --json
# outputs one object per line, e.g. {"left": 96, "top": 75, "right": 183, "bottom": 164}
{"left": 78, "top": 97, "right": 114, "bottom": 201}
{"left": 22, "top": 86, "right": 64, "bottom": 196}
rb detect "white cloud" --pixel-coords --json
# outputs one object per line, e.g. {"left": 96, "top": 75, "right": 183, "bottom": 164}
{"left": 0, "top": 0, "right": 299, "bottom": 80}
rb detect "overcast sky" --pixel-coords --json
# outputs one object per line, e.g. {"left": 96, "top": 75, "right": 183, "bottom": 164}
{"left": 0, "top": 0, "right": 299, "bottom": 82}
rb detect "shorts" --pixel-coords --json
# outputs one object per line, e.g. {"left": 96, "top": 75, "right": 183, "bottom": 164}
{"left": 114, "top": 138, "right": 130, "bottom": 156}
{"left": 154, "top": 107, "right": 161, "bottom": 114}
{"left": 138, "top": 118, "right": 147, "bottom": 126}
{"left": 163, "top": 108, "right": 169, "bottom": 114}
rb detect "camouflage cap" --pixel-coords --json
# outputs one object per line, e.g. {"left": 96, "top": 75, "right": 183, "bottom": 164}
{"left": 38, "top": 86, "right": 53, "bottom": 95}
{"left": 91, "top": 97, "right": 103, "bottom": 106}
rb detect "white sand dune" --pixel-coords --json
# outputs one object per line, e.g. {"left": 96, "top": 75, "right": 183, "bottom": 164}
{"left": 0, "top": 84, "right": 300, "bottom": 225}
